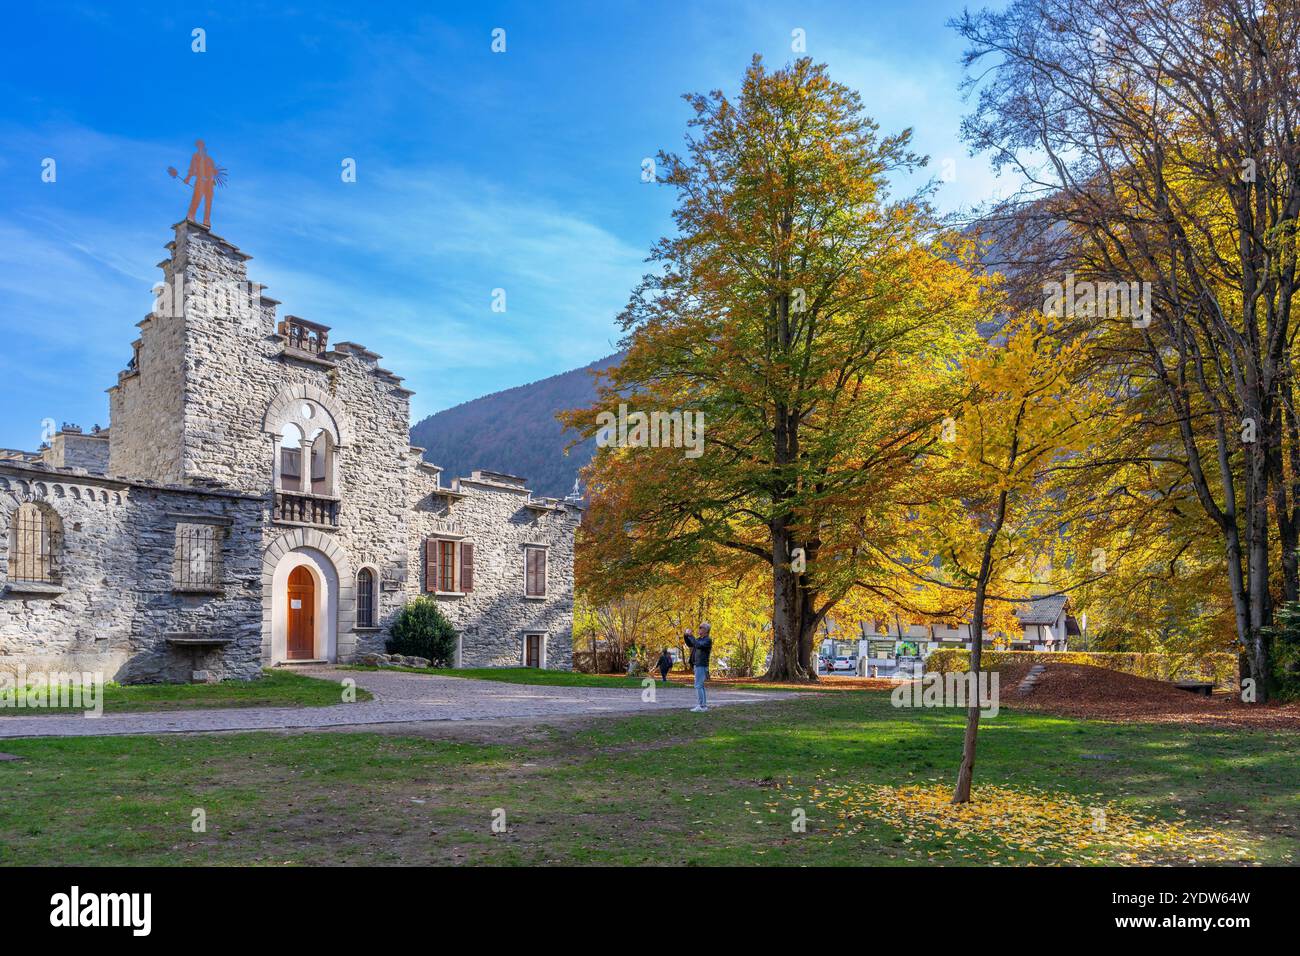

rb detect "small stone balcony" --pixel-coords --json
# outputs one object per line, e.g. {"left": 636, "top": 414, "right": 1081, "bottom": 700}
{"left": 277, "top": 316, "right": 333, "bottom": 363}
{"left": 272, "top": 490, "right": 340, "bottom": 529}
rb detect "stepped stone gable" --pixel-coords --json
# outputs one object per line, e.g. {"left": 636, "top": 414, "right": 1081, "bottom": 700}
{"left": 0, "top": 220, "right": 580, "bottom": 682}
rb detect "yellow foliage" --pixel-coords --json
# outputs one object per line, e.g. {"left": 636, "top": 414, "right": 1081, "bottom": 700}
{"left": 789, "top": 781, "right": 1254, "bottom": 864}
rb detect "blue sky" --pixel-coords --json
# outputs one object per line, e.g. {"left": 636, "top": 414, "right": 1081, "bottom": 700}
{"left": 0, "top": 0, "right": 1014, "bottom": 452}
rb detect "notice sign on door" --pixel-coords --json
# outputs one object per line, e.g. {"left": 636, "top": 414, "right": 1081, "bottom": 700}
{"left": 291, "top": 599, "right": 302, "bottom": 609}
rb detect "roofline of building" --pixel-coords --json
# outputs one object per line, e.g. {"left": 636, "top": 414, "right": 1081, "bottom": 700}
{"left": 0, "top": 460, "right": 265, "bottom": 502}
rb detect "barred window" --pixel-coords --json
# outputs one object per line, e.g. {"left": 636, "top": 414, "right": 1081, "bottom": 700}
{"left": 10, "top": 502, "right": 61, "bottom": 584}
{"left": 174, "top": 523, "right": 222, "bottom": 591}
{"left": 356, "top": 568, "right": 376, "bottom": 627}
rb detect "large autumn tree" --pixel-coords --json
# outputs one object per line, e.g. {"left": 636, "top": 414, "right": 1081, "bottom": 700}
{"left": 565, "top": 57, "right": 990, "bottom": 679}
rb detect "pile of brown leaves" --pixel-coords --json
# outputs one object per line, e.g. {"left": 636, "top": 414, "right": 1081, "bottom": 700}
{"left": 1005, "top": 663, "right": 1300, "bottom": 729}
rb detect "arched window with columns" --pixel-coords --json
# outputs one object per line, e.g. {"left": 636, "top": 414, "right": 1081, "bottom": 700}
{"left": 265, "top": 390, "right": 345, "bottom": 500}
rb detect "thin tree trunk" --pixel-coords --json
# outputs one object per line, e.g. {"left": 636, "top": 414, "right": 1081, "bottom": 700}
{"left": 1281, "top": 366, "right": 1300, "bottom": 606}
{"left": 1247, "top": 431, "right": 1275, "bottom": 701}
{"left": 1267, "top": 391, "right": 1298, "bottom": 606}
{"left": 952, "top": 489, "right": 1008, "bottom": 805}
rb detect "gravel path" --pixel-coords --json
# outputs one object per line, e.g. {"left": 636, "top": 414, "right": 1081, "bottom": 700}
{"left": 0, "top": 667, "right": 796, "bottom": 739}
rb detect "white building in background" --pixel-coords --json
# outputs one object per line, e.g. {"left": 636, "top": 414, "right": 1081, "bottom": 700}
{"left": 821, "top": 594, "right": 1082, "bottom": 668}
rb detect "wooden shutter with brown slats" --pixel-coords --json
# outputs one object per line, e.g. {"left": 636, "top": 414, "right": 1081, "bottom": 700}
{"left": 526, "top": 547, "right": 546, "bottom": 597}
{"left": 424, "top": 538, "right": 438, "bottom": 593}
{"left": 460, "top": 541, "right": 475, "bottom": 593}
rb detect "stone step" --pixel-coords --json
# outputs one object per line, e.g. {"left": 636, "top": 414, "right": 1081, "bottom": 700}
{"left": 1015, "top": 664, "right": 1046, "bottom": 697}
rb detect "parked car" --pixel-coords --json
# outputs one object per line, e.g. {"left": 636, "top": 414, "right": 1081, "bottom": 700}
{"left": 830, "top": 656, "right": 856, "bottom": 672}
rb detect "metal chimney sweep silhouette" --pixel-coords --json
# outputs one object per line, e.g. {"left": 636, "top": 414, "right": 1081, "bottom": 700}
{"left": 166, "top": 139, "right": 228, "bottom": 228}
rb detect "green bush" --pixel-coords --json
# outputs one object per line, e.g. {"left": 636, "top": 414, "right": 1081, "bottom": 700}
{"left": 924, "top": 649, "right": 1238, "bottom": 688}
{"left": 386, "top": 597, "right": 457, "bottom": 666}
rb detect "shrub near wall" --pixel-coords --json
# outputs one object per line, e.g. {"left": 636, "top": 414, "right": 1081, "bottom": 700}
{"left": 387, "top": 598, "right": 458, "bottom": 667}
{"left": 925, "top": 650, "right": 1238, "bottom": 688}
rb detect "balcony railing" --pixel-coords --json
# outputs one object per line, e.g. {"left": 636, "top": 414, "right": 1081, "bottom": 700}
{"left": 273, "top": 491, "right": 340, "bottom": 528}
{"left": 278, "top": 316, "right": 330, "bottom": 355}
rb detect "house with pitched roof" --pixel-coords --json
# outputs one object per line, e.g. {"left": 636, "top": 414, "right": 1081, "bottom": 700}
{"left": 846, "top": 595, "right": 1083, "bottom": 667}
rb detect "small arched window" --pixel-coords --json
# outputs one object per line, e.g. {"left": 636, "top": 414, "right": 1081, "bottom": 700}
{"left": 10, "top": 502, "right": 62, "bottom": 584}
{"left": 356, "top": 568, "right": 376, "bottom": 627}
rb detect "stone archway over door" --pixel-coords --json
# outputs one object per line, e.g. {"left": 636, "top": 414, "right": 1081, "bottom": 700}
{"left": 262, "top": 529, "right": 356, "bottom": 664}
{"left": 269, "top": 548, "right": 337, "bottom": 663}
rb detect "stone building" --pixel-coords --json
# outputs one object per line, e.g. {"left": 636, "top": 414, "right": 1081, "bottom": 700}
{"left": 0, "top": 220, "right": 580, "bottom": 682}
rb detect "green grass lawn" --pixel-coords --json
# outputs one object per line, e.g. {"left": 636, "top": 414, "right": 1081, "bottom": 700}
{"left": 0, "top": 669, "right": 368, "bottom": 715}
{"left": 0, "top": 691, "right": 1294, "bottom": 865}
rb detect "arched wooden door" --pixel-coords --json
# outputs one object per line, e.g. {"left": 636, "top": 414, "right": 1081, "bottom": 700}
{"left": 287, "top": 566, "right": 316, "bottom": 660}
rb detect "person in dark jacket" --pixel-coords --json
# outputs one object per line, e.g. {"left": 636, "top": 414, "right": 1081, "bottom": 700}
{"left": 683, "top": 623, "right": 713, "bottom": 711}
{"left": 656, "top": 649, "right": 673, "bottom": 685}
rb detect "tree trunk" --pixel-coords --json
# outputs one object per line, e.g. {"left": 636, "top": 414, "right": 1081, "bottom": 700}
{"left": 1268, "top": 398, "right": 1298, "bottom": 606}
{"left": 1246, "top": 431, "right": 1276, "bottom": 702}
{"left": 764, "top": 514, "right": 825, "bottom": 680}
{"left": 767, "top": 533, "right": 816, "bottom": 681}
{"left": 953, "top": 490, "right": 1007, "bottom": 805}
{"left": 797, "top": 610, "right": 816, "bottom": 674}
{"left": 1280, "top": 367, "right": 1300, "bottom": 607}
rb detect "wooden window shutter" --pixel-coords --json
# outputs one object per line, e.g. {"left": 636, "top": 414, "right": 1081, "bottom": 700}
{"left": 526, "top": 547, "right": 546, "bottom": 597}
{"left": 460, "top": 542, "right": 475, "bottom": 593}
{"left": 424, "top": 538, "right": 438, "bottom": 593}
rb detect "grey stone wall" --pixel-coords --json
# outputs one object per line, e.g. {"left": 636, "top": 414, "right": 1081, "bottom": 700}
{"left": 407, "top": 470, "right": 579, "bottom": 669}
{"left": 0, "top": 462, "right": 263, "bottom": 683}
{"left": 41, "top": 431, "right": 110, "bottom": 474}
{"left": 108, "top": 288, "right": 188, "bottom": 485}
